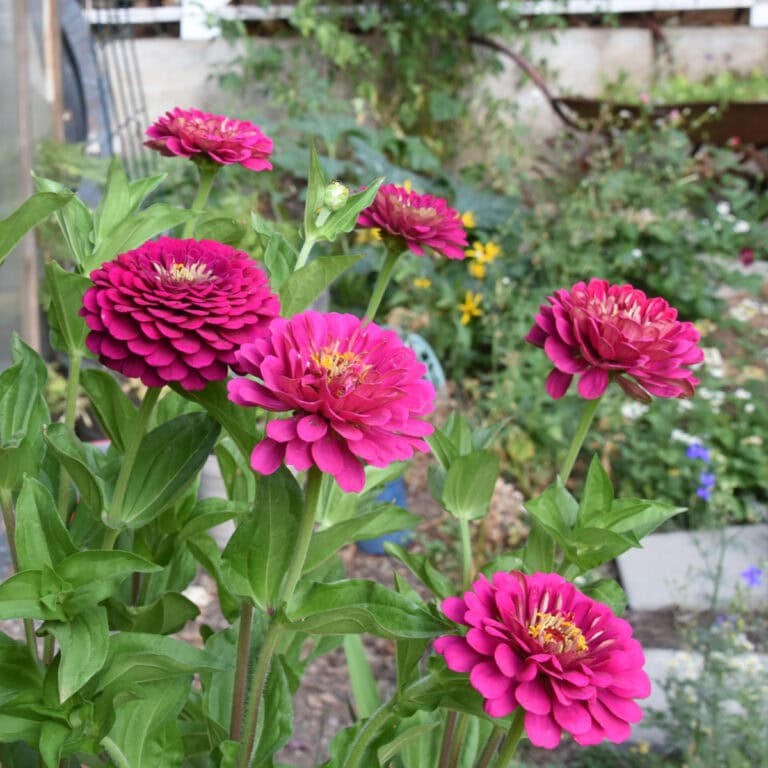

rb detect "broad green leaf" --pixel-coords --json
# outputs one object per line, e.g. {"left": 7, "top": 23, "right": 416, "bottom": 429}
{"left": 303, "top": 141, "right": 328, "bottom": 240}
{"left": 45, "top": 605, "right": 108, "bottom": 701}
{"left": 604, "top": 498, "right": 685, "bottom": 539}
{"left": 0, "top": 634, "right": 44, "bottom": 706}
{"left": 562, "top": 527, "right": 639, "bottom": 571}
{"left": 178, "top": 497, "right": 247, "bottom": 541}
{"left": 32, "top": 173, "right": 93, "bottom": 268}
{"left": 106, "top": 592, "right": 199, "bottom": 635}
{"left": 0, "top": 189, "right": 73, "bottom": 265}
{"left": 195, "top": 215, "right": 246, "bottom": 246}
{"left": 171, "top": 379, "right": 259, "bottom": 463}
{"left": 254, "top": 212, "right": 297, "bottom": 291}
{"left": 0, "top": 713, "right": 41, "bottom": 744}
{"left": 286, "top": 579, "right": 446, "bottom": 639}
{"left": 199, "top": 624, "right": 239, "bottom": 737}
{"left": 102, "top": 679, "right": 188, "bottom": 768}
{"left": 0, "top": 571, "right": 65, "bottom": 620}
{"left": 186, "top": 533, "right": 239, "bottom": 622}
{"left": 279, "top": 254, "right": 363, "bottom": 317}
{"left": 441, "top": 449, "right": 499, "bottom": 521}
{"left": 378, "top": 712, "right": 440, "bottom": 766}
{"left": 384, "top": 543, "right": 455, "bottom": 599}
{"left": 521, "top": 518, "right": 556, "bottom": 573}
{"left": 93, "top": 158, "right": 132, "bottom": 242}
{"left": 343, "top": 635, "right": 380, "bottom": 719}
{"left": 214, "top": 438, "right": 256, "bottom": 503}
{"left": 96, "top": 633, "right": 224, "bottom": 693}
{"left": 39, "top": 720, "right": 70, "bottom": 768}
{"left": 526, "top": 479, "right": 579, "bottom": 540}
{"left": 577, "top": 455, "right": 614, "bottom": 526}
{"left": 80, "top": 369, "right": 137, "bottom": 454}
{"left": 426, "top": 428, "right": 459, "bottom": 471}
{"left": 128, "top": 172, "right": 167, "bottom": 211}
{"left": 43, "top": 261, "right": 91, "bottom": 354}
{"left": 87, "top": 203, "right": 195, "bottom": 271}
{"left": 15, "top": 476, "right": 77, "bottom": 571}
{"left": 115, "top": 413, "right": 220, "bottom": 528}
{"left": 304, "top": 504, "right": 419, "bottom": 574}
{"left": 580, "top": 578, "right": 627, "bottom": 616}
{"left": 222, "top": 467, "right": 303, "bottom": 609}
{"left": 42, "top": 423, "right": 105, "bottom": 516}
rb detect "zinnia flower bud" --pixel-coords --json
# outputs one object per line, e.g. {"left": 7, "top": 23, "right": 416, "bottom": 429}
{"left": 323, "top": 181, "right": 350, "bottom": 212}
{"left": 227, "top": 311, "right": 435, "bottom": 492}
{"left": 525, "top": 279, "right": 703, "bottom": 402}
{"left": 81, "top": 238, "right": 280, "bottom": 390}
{"left": 435, "top": 571, "right": 651, "bottom": 749}
{"left": 357, "top": 183, "right": 468, "bottom": 260}
{"left": 145, "top": 107, "right": 273, "bottom": 172}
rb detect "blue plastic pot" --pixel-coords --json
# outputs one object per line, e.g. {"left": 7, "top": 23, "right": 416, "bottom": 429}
{"left": 356, "top": 476, "right": 411, "bottom": 555}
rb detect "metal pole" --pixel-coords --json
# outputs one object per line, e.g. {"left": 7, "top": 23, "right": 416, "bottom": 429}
{"left": 14, "top": 0, "right": 41, "bottom": 353}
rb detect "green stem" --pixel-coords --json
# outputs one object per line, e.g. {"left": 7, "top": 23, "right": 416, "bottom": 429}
{"left": 459, "top": 517, "right": 473, "bottom": 590}
{"left": 0, "top": 489, "right": 37, "bottom": 661}
{"left": 475, "top": 727, "right": 505, "bottom": 768}
{"left": 447, "top": 712, "right": 470, "bottom": 768}
{"left": 437, "top": 711, "right": 458, "bottom": 768}
{"left": 106, "top": 386, "right": 162, "bottom": 538}
{"left": 278, "top": 466, "right": 323, "bottom": 604}
{"left": 56, "top": 350, "right": 82, "bottom": 519}
{"left": 230, "top": 603, "right": 254, "bottom": 741}
{"left": 491, "top": 708, "right": 526, "bottom": 768}
{"left": 236, "top": 621, "right": 281, "bottom": 768}
{"left": 182, "top": 161, "right": 220, "bottom": 238}
{"left": 365, "top": 248, "right": 402, "bottom": 323}
{"left": 559, "top": 396, "right": 602, "bottom": 485}
{"left": 294, "top": 237, "right": 317, "bottom": 271}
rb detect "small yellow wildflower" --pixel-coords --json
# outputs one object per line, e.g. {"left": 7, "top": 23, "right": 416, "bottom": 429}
{"left": 458, "top": 291, "right": 483, "bottom": 325}
{"left": 468, "top": 261, "right": 486, "bottom": 279}
{"left": 354, "top": 228, "right": 382, "bottom": 245}
{"left": 413, "top": 277, "right": 432, "bottom": 289}
{"left": 461, "top": 210, "right": 476, "bottom": 228}
{"left": 402, "top": 178, "right": 413, "bottom": 192}
{"left": 465, "top": 240, "right": 501, "bottom": 266}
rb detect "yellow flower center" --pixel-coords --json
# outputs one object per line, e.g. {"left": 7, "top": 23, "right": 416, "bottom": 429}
{"left": 154, "top": 261, "right": 214, "bottom": 283}
{"left": 310, "top": 342, "right": 371, "bottom": 395}
{"left": 528, "top": 611, "right": 589, "bottom": 655}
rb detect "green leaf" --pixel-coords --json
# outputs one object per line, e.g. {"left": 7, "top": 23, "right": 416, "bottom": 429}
{"left": 87, "top": 204, "right": 195, "bottom": 271}
{"left": 39, "top": 720, "right": 70, "bottom": 768}
{"left": 604, "top": 498, "right": 685, "bottom": 539}
{"left": 195, "top": 215, "right": 246, "bottom": 246}
{"left": 254, "top": 212, "right": 297, "bottom": 291}
{"left": 171, "top": 379, "right": 259, "bottom": 463}
{"left": 80, "top": 369, "right": 137, "bottom": 454}
{"left": 128, "top": 173, "right": 167, "bottom": 211}
{"left": 106, "top": 592, "right": 200, "bottom": 635}
{"left": 32, "top": 174, "right": 93, "bottom": 268}
{"left": 0, "top": 189, "right": 73, "bottom": 265}
{"left": 426, "top": 428, "right": 459, "bottom": 471}
{"left": 42, "top": 423, "right": 105, "bottom": 516}
{"left": 580, "top": 578, "right": 627, "bottom": 616}
{"left": 279, "top": 254, "right": 363, "bottom": 317}
{"left": 178, "top": 497, "right": 246, "bottom": 542}
{"left": 0, "top": 634, "right": 44, "bottom": 706}
{"left": 94, "top": 158, "right": 132, "bottom": 243}
{"left": 313, "top": 180, "right": 384, "bottom": 243}
{"left": 577, "top": 455, "right": 614, "bottom": 526}
{"left": 115, "top": 413, "right": 221, "bottom": 528}
{"left": 525, "top": 479, "right": 579, "bottom": 541}
{"left": 521, "top": 518, "right": 556, "bottom": 573}
{"left": 562, "top": 527, "right": 638, "bottom": 571}
{"left": 222, "top": 467, "right": 303, "bottom": 609}
{"left": 43, "top": 261, "right": 91, "bottom": 354}
{"left": 303, "top": 141, "right": 328, "bottom": 240}
{"left": 251, "top": 656, "right": 293, "bottom": 767}
{"left": 96, "top": 633, "right": 224, "bottom": 693}
{"left": 383, "top": 543, "right": 455, "bottom": 599}
{"left": 45, "top": 606, "right": 108, "bottom": 702}
{"left": 441, "top": 449, "right": 499, "bottom": 521}
{"left": 15, "top": 476, "right": 77, "bottom": 571}
{"left": 304, "top": 504, "right": 419, "bottom": 574}
{"left": 343, "top": 635, "right": 380, "bottom": 719}
{"left": 102, "top": 679, "right": 188, "bottom": 768}
{"left": 0, "top": 571, "right": 65, "bottom": 620}
{"left": 378, "top": 713, "right": 440, "bottom": 766}
{"left": 286, "top": 579, "right": 446, "bottom": 639}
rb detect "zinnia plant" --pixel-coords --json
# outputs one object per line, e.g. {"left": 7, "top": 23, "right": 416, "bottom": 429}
{"left": 526, "top": 278, "right": 704, "bottom": 402}
{"left": 228, "top": 311, "right": 435, "bottom": 492}
{"left": 81, "top": 237, "right": 280, "bottom": 390}
{"left": 435, "top": 571, "right": 650, "bottom": 749}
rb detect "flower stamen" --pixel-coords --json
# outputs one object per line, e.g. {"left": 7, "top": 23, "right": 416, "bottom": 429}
{"left": 528, "top": 611, "right": 589, "bottom": 654}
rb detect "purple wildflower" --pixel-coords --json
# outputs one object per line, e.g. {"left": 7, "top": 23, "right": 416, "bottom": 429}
{"left": 699, "top": 473, "right": 716, "bottom": 488}
{"left": 740, "top": 565, "right": 763, "bottom": 588}
{"left": 686, "top": 443, "right": 711, "bottom": 462}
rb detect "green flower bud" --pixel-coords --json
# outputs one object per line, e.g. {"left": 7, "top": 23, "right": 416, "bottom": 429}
{"left": 323, "top": 181, "right": 349, "bottom": 212}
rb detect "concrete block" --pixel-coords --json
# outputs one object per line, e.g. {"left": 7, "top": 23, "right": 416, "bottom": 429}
{"left": 617, "top": 524, "right": 768, "bottom": 612}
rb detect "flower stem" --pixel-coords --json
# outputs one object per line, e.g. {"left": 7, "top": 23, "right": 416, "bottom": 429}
{"left": 491, "top": 708, "right": 525, "bottom": 768}
{"left": 294, "top": 237, "right": 317, "bottom": 271}
{"left": 235, "top": 621, "right": 281, "bottom": 768}
{"left": 0, "top": 489, "right": 37, "bottom": 661}
{"left": 56, "top": 350, "right": 82, "bottom": 520}
{"left": 229, "top": 603, "right": 254, "bottom": 741}
{"left": 459, "top": 517, "right": 474, "bottom": 590}
{"left": 182, "top": 161, "right": 220, "bottom": 238}
{"left": 559, "top": 396, "right": 602, "bottom": 485}
{"left": 365, "top": 248, "right": 402, "bottom": 323}
{"left": 437, "top": 711, "right": 458, "bottom": 768}
{"left": 475, "top": 727, "right": 505, "bottom": 768}
{"left": 103, "top": 386, "right": 162, "bottom": 545}
{"left": 236, "top": 468, "right": 322, "bottom": 766}
{"left": 447, "top": 712, "right": 470, "bottom": 768}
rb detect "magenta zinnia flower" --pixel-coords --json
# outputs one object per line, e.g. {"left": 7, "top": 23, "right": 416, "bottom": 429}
{"left": 357, "top": 183, "right": 468, "bottom": 259}
{"left": 227, "top": 312, "right": 435, "bottom": 492}
{"left": 145, "top": 107, "right": 273, "bottom": 171}
{"left": 435, "top": 571, "right": 651, "bottom": 749}
{"left": 525, "top": 279, "right": 703, "bottom": 401}
{"left": 81, "top": 238, "right": 280, "bottom": 390}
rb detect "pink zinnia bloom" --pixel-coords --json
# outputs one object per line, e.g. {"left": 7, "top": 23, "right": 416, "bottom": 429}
{"left": 525, "top": 279, "right": 703, "bottom": 401}
{"left": 227, "top": 312, "right": 435, "bottom": 492}
{"left": 81, "top": 238, "right": 280, "bottom": 390}
{"left": 145, "top": 107, "right": 273, "bottom": 171}
{"left": 739, "top": 247, "right": 755, "bottom": 266}
{"left": 357, "top": 183, "right": 468, "bottom": 259}
{"left": 435, "top": 571, "right": 651, "bottom": 749}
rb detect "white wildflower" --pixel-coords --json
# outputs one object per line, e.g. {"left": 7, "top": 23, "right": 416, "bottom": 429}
{"left": 733, "top": 219, "right": 750, "bottom": 234}
{"left": 716, "top": 201, "right": 731, "bottom": 217}
{"left": 733, "top": 388, "right": 752, "bottom": 400}
{"left": 745, "top": 403, "right": 756, "bottom": 415}
{"left": 671, "top": 428, "right": 698, "bottom": 445}
{"left": 621, "top": 402, "right": 649, "bottom": 421}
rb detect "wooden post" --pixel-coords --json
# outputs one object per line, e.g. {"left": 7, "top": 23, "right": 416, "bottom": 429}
{"left": 43, "top": 0, "right": 64, "bottom": 142}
